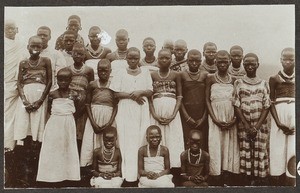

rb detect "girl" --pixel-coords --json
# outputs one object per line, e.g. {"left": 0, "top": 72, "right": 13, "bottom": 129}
{"left": 80, "top": 59, "right": 117, "bottom": 167}
{"left": 140, "top": 37, "right": 159, "bottom": 72}
{"left": 138, "top": 125, "right": 174, "bottom": 188}
{"left": 149, "top": 48, "right": 184, "bottom": 177}
{"left": 206, "top": 50, "right": 239, "bottom": 186}
{"left": 109, "top": 47, "right": 153, "bottom": 185}
{"left": 269, "top": 48, "right": 295, "bottom": 186}
{"left": 37, "top": 68, "right": 80, "bottom": 182}
{"left": 233, "top": 53, "right": 270, "bottom": 186}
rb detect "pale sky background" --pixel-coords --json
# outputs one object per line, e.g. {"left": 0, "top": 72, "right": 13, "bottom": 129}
{"left": 4, "top": 5, "right": 295, "bottom": 79}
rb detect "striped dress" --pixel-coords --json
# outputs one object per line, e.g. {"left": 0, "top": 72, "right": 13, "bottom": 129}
{"left": 233, "top": 77, "right": 270, "bottom": 177}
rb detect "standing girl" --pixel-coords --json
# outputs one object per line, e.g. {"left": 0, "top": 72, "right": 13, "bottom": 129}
{"left": 233, "top": 53, "right": 270, "bottom": 186}
{"left": 109, "top": 47, "right": 153, "bottom": 185}
{"left": 37, "top": 68, "right": 80, "bottom": 183}
{"left": 206, "top": 50, "right": 239, "bottom": 186}
{"left": 149, "top": 49, "right": 184, "bottom": 183}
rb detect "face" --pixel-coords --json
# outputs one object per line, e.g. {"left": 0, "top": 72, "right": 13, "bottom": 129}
{"left": 158, "top": 50, "right": 172, "bottom": 68}
{"left": 72, "top": 47, "right": 86, "bottom": 63}
{"left": 243, "top": 56, "right": 259, "bottom": 75}
{"left": 281, "top": 50, "right": 295, "bottom": 72}
{"left": 126, "top": 50, "right": 140, "bottom": 69}
{"left": 230, "top": 49, "right": 243, "bottom": 66}
{"left": 143, "top": 39, "right": 156, "bottom": 55}
{"left": 37, "top": 29, "right": 51, "bottom": 49}
{"left": 98, "top": 62, "right": 111, "bottom": 81}
{"left": 147, "top": 129, "right": 161, "bottom": 148}
{"left": 5, "top": 22, "right": 18, "bottom": 40}
{"left": 103, "top": 133, "right": 116, "bottom": 149}
{"left": 67, "top": 19, "right": 81, "bottom": 33}
{"left": 116, "top": 34, "right": 129, "bottom": 50}
{"left": 88, "top": 29, "right": 101, "bottom": 46}
{"left": 163, "top": 43, "right": 174, "bottom": 55}
{"left": 215, "top": 55, "right": 230, "bottom": 72}
{"left": 63, "top": 34, "right": 76, "bottom": 51}
{"left": 187, "top": 53, "right": 202, "bottom": 72}
{"left": 204, "top": 45, "right": 217, "bottom": 61}
{"left": 174, "top": 44, "right": 187, "bottom": 60}
{"left": 189, "top": 132, "right": 202, "bottom": 152}
{"left": 27, "top": 37, "right": 43, "bottom": 57}
{"left": 57, "top": 73, "right": 72, "bottom": 90}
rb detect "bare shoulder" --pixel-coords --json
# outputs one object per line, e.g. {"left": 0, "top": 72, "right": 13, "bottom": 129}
{"left": 138, "top": 145, "right": 147, "bottom": 157}
{"left": 201, "top": 150, "right": 210, "bottom": 159}
{"left": 160, "top": 145, "right": 169, "bottom": 155}
{"left": 93, "top": 147, "right": 102, "bottom": 154}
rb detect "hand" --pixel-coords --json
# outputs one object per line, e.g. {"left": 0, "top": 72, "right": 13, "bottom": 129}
{"left": 194, "top": 175, "right": 204, "bottom": 183}
{"left": 247, "top": 127, "right": 257, "bottom": 140}
{"left": 225, "top": 117, "right": 237, "bottom": 129}
{"left": 152, "top": 172, "right": 160, "bottom": 180}
{"left": 130, "top": 91, "right": 143, "bottom": 101}
{"left": 31, "top": 99, "right": 44, "bottom": 111}
{"left": 103, "top": 172, "right": 113, "bottom": 180}
{"left": 159, "top": 117, "right": 171, "bottom": 125}
{"left": 92, "top": 123, "right": 103, "bottom": 134}
{"left": 187, "top": 117, "right": 197, "bottom": 128}
{"left": 194, "top": 119, "right": 203, "bottom": 128}
{"left": 135, "top": 97, "right": 146, "bottom": 105}
{"left": 284, "top": 126, "right": 295, "bottom": 135}
{"left": 23, "top": 100, "right": 33, "bottom": 113}
{"left": 278, "top": 123, "right": 291, "bottom": 134}
{"left": 146, "top": 171, "right": 156, "bottom": 179}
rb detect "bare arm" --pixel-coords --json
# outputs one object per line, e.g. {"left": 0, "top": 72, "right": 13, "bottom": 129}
{"left": 170, "top": 72, "right": 182, "bottom": 119}
{"left": 85, "top": 84, "right": 102, "bottom": 134}
{"left": 158, "top": 147, "right": 171, "bottom": 177}
{"left": 138, "top": 147, "right": 147, "bottom": 176}
{"left": 92, "top": 149, "right": 100, "bottom": 177}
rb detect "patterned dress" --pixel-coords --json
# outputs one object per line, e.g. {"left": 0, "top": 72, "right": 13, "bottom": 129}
{"left": 233, "top": 77, "right": 270, "bottom": 177}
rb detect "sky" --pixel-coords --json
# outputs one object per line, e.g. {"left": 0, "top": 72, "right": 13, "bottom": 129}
{"left": 4, "top": 5, "right": 295, "bottom": 79}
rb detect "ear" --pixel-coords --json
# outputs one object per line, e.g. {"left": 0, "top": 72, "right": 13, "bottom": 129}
{"left": 257, "top": 62, "right": 260, "bottom": 67}
{"left": 49, "top": 35, "right": 52, "bottom": 40}
{"left": 16, "top": 27, "right": 19, "bottom": 33}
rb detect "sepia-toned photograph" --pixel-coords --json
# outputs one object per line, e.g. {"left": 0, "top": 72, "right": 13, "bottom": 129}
{"left": 4, "top": 4, "right": 296, "bottom": 189}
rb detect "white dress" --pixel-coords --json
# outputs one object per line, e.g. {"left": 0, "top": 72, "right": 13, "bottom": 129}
{"left": 208, "top": 83, "right": 240, "bottom": 175}
{"left": 109, "top": 67, "right": 153, "bottom": 182}
{"left": 269, "top": 97, "right": 295, "bottom": 176}
{"left": 37, "top": 98, "right": 80, "bottom": 182}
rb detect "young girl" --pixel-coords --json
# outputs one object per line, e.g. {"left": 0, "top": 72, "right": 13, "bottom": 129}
{"left": 140, "top": 37, "right": 159, "bottom": 72}
{"left": 206, "top": 50, "right": 239, "bottom": 186}
{"left": 109, "top": 47, "right": 153, "bottom": 185}
{"left": 85, "top": 26, "right": 112, "bottom": 79}
{"left": 80, "top": 59, "right": 117, "bottom": 167}
{"left": 90, "top": 126, "right": 122, "bottom": 188}
{"left": 64, "top": 43, "right": 94, "bottom": 153}
{"left": 233, "top": 53, "right": 270, "bottom": 186}
{"left": 149, "top": 48, "right": 184, "bottom": 183}
{"left": 269, "top": 48, "right": 295, "bottom": 186}
{"left": 14, "top": 35, "right": 52, "bottom": 145}
{"left": 37, "top": 68, "right": 80, "bottom": 182}
{"left": 180, "top": 130, "right": 210, "bottom": 187}
{"left": 138, "top": 125, "right": 174, "bottom": 188}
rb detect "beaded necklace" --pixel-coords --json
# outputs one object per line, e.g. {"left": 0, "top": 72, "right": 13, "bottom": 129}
{"left": 214, "top": 72, "right": 232, "bottom": 84}
{"left": 116, "top": 49, "right": 127, "bottom": 60}
{"left": 187, "top": 69, "right": 201, "bottom": 81}
{"left": 158, "top": 69, "right": 170, "bottom": 79}
{"left": 102, "top": 146, "right": 115, "bottom": 164}
{"left": 242, "top": 75, "right": 262, "bottom": 85}
{"left": 87, "top": 44, "right": 104, "bottom": 59}
{"left": 28, "top": 57, "right": 41, "bottom": 68}
{"left": 188, "top": 148, "right": 201, "bottom": 165}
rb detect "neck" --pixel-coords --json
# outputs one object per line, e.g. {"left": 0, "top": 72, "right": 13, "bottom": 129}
{"left": 247, "top": 73, "right": 256, "bottom": 78}
{"left": 190, "top": 148, "right": 200, "bottom": 154}
{"left": 149, "top": 145, "right": 158, "bottom": 151}
{"left": 160, "top": 67, "right": 169, "bottom": 72}
{"left": 145, "top": 55, "right": 155, "bottom": 62}
{"left": 232, "top": 63, "right": 241, "bottom": 69}
{"left": 42, "top": 45, "right": 48, "bottom": 50}
{"left": 283, "top": 68, "right": 294, "bottom": 76}
{"left": 99, "top": 79, "right": 108, "bottom": 84}
{"left": 91, "top": 44, "right": 99, "bottom": 50}
{"left": 74, "top": 62, "right": 83, "bottom": 69}
{"left": 30, "top": 55, "right": 40, "bottom": 60}
{"left": 118, "top": 48, "right": 127, "bottom": 52}
{"left": 218, "top": 70, "right": 227, "bottom": 76}
{"left": 205, "top": 59, "right": 214, "bottom": 66}
{"left": 176, "top": 57, "right": 184, "bottom": 62}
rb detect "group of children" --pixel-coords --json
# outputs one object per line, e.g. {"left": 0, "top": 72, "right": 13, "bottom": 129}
{"left": 4, "top": 15, "right": 295, "bottom": 188}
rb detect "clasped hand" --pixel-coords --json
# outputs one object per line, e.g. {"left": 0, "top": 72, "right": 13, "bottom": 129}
{"left": 146, "top": 171, "right": 160, "bottom": 180}
{"left": 130, "top": 91, "right": 145, "bottom": 105}
{"left": 23, "top": 99, "right": 43, "bottom": 113}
